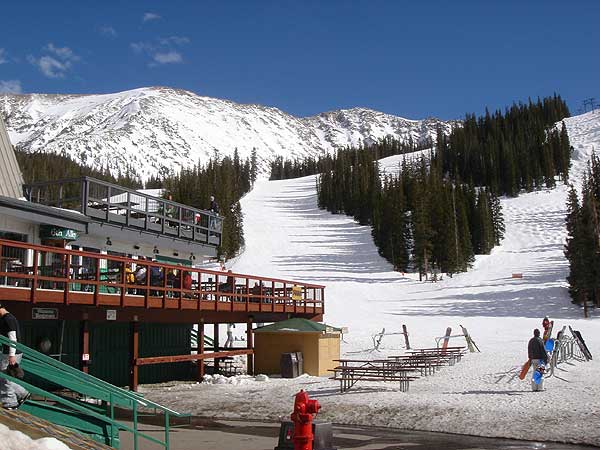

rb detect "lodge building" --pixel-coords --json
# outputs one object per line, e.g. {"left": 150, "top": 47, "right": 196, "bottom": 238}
{"left": 0, "top": 114, "right": 325, "bottom": 390}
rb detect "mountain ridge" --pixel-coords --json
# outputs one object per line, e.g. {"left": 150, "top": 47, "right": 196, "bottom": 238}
{"left": 1, "top": 86, "right": 458, "bottom": 179}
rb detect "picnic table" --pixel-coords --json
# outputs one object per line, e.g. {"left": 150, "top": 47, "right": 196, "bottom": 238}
{"left": 330, "top": 347, "right": 468, "bottom": 393}
{"left": 330, "top": 359, "right": 420, "bottom": 393}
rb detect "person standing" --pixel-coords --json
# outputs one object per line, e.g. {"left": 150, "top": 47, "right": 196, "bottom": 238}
{"left": 209, "top": 195, "right": 220, "bottom": 231}
{"left": 527, "top": 328, "right": 548, "bottom": 392}
{"left": 0, "top": 303, "right": 29, "bottom": 409}
{"left": 209, "top": 195, "right": 219, "bottom": 215}
{"left": 225, "top": 323, "right": 235, "bottom": 348}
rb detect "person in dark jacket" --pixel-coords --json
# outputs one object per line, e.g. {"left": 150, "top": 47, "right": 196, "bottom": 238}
{"left": 209, "top": 195, "right": 219, "bottom": 215}
{"left": 0, "top": 303, "right": 30, "bottom": 409}
{"left": 527, "top": 328, "right": 548, "bottom": 391}
{"left": 208, "top": 195, "right": 220, "bottom": 231}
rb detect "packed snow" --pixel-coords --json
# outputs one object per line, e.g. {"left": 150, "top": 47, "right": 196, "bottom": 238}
{"left": 0, "top": 423, "right": 71, "bottom": 450}
{"left": 141, "top": 110, "right": 600, "bottom": 446}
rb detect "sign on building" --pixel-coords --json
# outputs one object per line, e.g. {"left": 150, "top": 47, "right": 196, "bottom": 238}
{"left": 32, "top": 308, "right": 59, "bottom": 320}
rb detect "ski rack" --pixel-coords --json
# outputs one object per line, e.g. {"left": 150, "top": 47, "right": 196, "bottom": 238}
{"left": 434, "top": 327, "right": 479, "bottom": 352}
{"left": 370, "top": 326, "right": 411, "bottom": 352}
{"left": 544, "top": 327, "right": 589, "bottom": 379}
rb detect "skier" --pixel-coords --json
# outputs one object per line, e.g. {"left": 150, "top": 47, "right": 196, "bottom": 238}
{"left": 527, "top": 329, "right": 548, "bottom": 392}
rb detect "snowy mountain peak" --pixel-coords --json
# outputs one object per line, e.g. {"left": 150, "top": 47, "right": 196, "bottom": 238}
{"left": 1, "top": 87, "right": 457, "bottom": 179}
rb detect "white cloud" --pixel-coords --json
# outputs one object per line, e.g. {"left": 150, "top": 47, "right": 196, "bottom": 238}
{"left": 0, "top": 48, "right": 7, "bottom": 64}
{"left": 131, "top": 36, "right": 189, "bottom": 66}
{"left": 159, "top": 36, "right": 190, "bottom": 46}
{"left": 143, "top": 12, "right": 161, "bottom": 22}
{"left": 31, "top": 55, "right": 69, "bottom": 78}
{"left": 153, "top": 51, "right": 182, "bottom": 64}
{"left": 0, "top": 80, "right": 22, "bottom": 94}
{"left": 130, "top": 42, "right": 151, "bottom": 53}
{"left": 45, "top": 43, "right": 79, "bottom": 62}
{"left": 99, "top": 26, "right": 118, "bottom": 38}
{"left": 29, "top": 43, "right": 79, "bottom": 78}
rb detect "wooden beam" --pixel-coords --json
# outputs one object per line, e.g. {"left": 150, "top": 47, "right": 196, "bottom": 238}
{"left": 197, "top": 321, "right": 205, "bottom": 381}
{"left": 129, "top": 321, "right": 139, "bottom": 391}
{"left": 247, "top": 316, "right": 254, "bottom": 376}
{"left": 80, "top": 319, "right": 89, "bottom": 374}
{"left": 213, "top": 323, "right": 220, "bottom": 374}
{"left": 136, "top": 349, "right": 253, "bottom": 366}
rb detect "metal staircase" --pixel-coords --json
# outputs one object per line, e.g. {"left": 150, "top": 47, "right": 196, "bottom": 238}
{"left": 0, "top": 335, "right": 189, "bottom": 449}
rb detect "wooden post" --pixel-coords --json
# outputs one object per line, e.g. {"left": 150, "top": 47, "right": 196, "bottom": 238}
{"left": 197, "top": 321, "right": 205, "bottom": 381}
{"left": 130, "top": 321, "right": 139, "bottom": 391}
{"left": 247, "top": 316, "right": 254, "bottom": 375}
{"left": 80, "top": 319, "right": 90, "bottom": 374}
{"left": 402, "top": 324, "right": 410, "bottom": 350}
{"left": 213, "top": 323, "right": 219, "bottom": 374}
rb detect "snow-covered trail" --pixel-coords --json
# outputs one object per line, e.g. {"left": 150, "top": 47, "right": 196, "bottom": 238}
{"left": 144, "top": 110, "right": 600, "bottom": 446}
{"left": 233, "top": 110, "right": 600, "bottom": 444}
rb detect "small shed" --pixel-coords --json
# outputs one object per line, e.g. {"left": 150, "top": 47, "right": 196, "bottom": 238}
{"left": 253, "top": 318, "right": 341, "bottom": 376}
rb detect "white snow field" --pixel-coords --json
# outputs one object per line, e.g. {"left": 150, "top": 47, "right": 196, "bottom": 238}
{"left": 142, "top": 110, "right": 600, "bottom": 446}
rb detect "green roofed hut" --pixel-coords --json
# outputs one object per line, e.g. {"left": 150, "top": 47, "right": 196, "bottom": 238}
{"left": 253, "top": 318, "right": 341, "bottom": 376}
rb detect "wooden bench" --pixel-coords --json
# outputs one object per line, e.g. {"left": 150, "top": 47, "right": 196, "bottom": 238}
{"left": 330, "top": 359, "right": 419, "bottom": 393}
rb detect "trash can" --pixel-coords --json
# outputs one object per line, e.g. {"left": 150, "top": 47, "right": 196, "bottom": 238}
{"left": 274, "top": 421, "right": 337, "bottom": 450}
{"left": 280, "top": 352, "right": 299, "bottom": 378}
{"left": 295, "top": 351, "right": 304, "bottom": 375}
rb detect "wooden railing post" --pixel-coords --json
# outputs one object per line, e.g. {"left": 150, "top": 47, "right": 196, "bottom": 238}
{"left": 64, "top": 252, "right": 71, "bottom": 305}
{"left": 93, "top": 256, "right": 101, "bottom": 306}
{"left": 31, "top": 250, "right": 39, "bottom": 303}
{"left": 120, "top": 261, "right": 126, "bottom": 307}
{"left": 197, "top": 321, "right": 205, "bottom": 381}
{"left": 213, "top": 323, "right": 220, "bottom": 374}
{"left": 247, "top": 317, "right": 254, "bottom": 375}
{"left": 81, "top": 319, "right": 90, "bottom": 374}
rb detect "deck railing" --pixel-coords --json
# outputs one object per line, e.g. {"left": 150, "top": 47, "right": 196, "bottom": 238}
{"left": 23, "top": 177, "right": 222, "bottom": 246}
{"left": 0, "top": 239, "right": 325, "bottom": 315}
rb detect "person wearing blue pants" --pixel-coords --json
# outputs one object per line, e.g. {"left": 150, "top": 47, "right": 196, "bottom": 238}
{"left": 527, "top": 328, "right": 548, "bottom": 392}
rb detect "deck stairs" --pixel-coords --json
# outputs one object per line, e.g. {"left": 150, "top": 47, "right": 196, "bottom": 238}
{"left": 0, "top": 335, "right": 189, "bottom": 449}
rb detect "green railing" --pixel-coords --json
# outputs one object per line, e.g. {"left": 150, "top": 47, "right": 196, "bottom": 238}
{"left": 190, "top": 328, "right": 215, "bottom": 349}
{"left": 0, "top": 335, "right": 190, "bottom": 449}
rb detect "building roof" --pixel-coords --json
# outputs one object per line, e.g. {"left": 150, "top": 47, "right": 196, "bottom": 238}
{"left": 0, "top": 113, "right": 24, "bottom": 199}
{"left": 254, "top": 318, "right": 339, "bottom": 333}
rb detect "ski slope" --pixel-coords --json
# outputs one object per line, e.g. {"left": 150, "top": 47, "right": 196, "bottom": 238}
{"left": 143, "top": 110, "right": 600, "bottom": 446}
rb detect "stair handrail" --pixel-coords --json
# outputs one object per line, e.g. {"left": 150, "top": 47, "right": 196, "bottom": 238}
{"left": 0, "top": 370, "right": 170, "bottom": 449}
{"left": 0, "top": 335, "right": 188, "bottom": 417}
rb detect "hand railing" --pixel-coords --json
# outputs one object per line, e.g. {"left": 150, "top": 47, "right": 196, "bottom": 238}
{"left": 0, "top": 335, "right": 189, "bottom": 449}
{"left": 0, "top": 238, "right": 325, "bottom": 314}
{"left": 24, "top": 176, "right": 223, "bottom": 246}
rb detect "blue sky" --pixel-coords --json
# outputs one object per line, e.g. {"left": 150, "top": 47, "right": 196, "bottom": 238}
{"left": 0, "top": 1, "right": 598, "bottom": 119}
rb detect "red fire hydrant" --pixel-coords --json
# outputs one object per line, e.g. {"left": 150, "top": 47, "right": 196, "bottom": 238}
{"left": 290, "top": 390, "right": 321, "bottom": 450}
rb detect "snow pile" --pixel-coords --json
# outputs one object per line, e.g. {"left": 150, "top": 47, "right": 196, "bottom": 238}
{"left": 201, "top": 374, "right": 258, "bottom": 386}
{"left": 140, "top": 109, "right": 600, "bottom": 446}
{"left": 0, "top": 424, "right": 71, "bottom": 450}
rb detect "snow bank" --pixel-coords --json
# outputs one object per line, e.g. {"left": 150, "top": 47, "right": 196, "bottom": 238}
{"left": 0, "top": 424, "right": 71, "bottom": 450}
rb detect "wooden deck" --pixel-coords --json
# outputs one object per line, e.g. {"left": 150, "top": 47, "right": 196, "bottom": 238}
{"left": 0, "top": 239, "right": 325, "bottom": 321}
